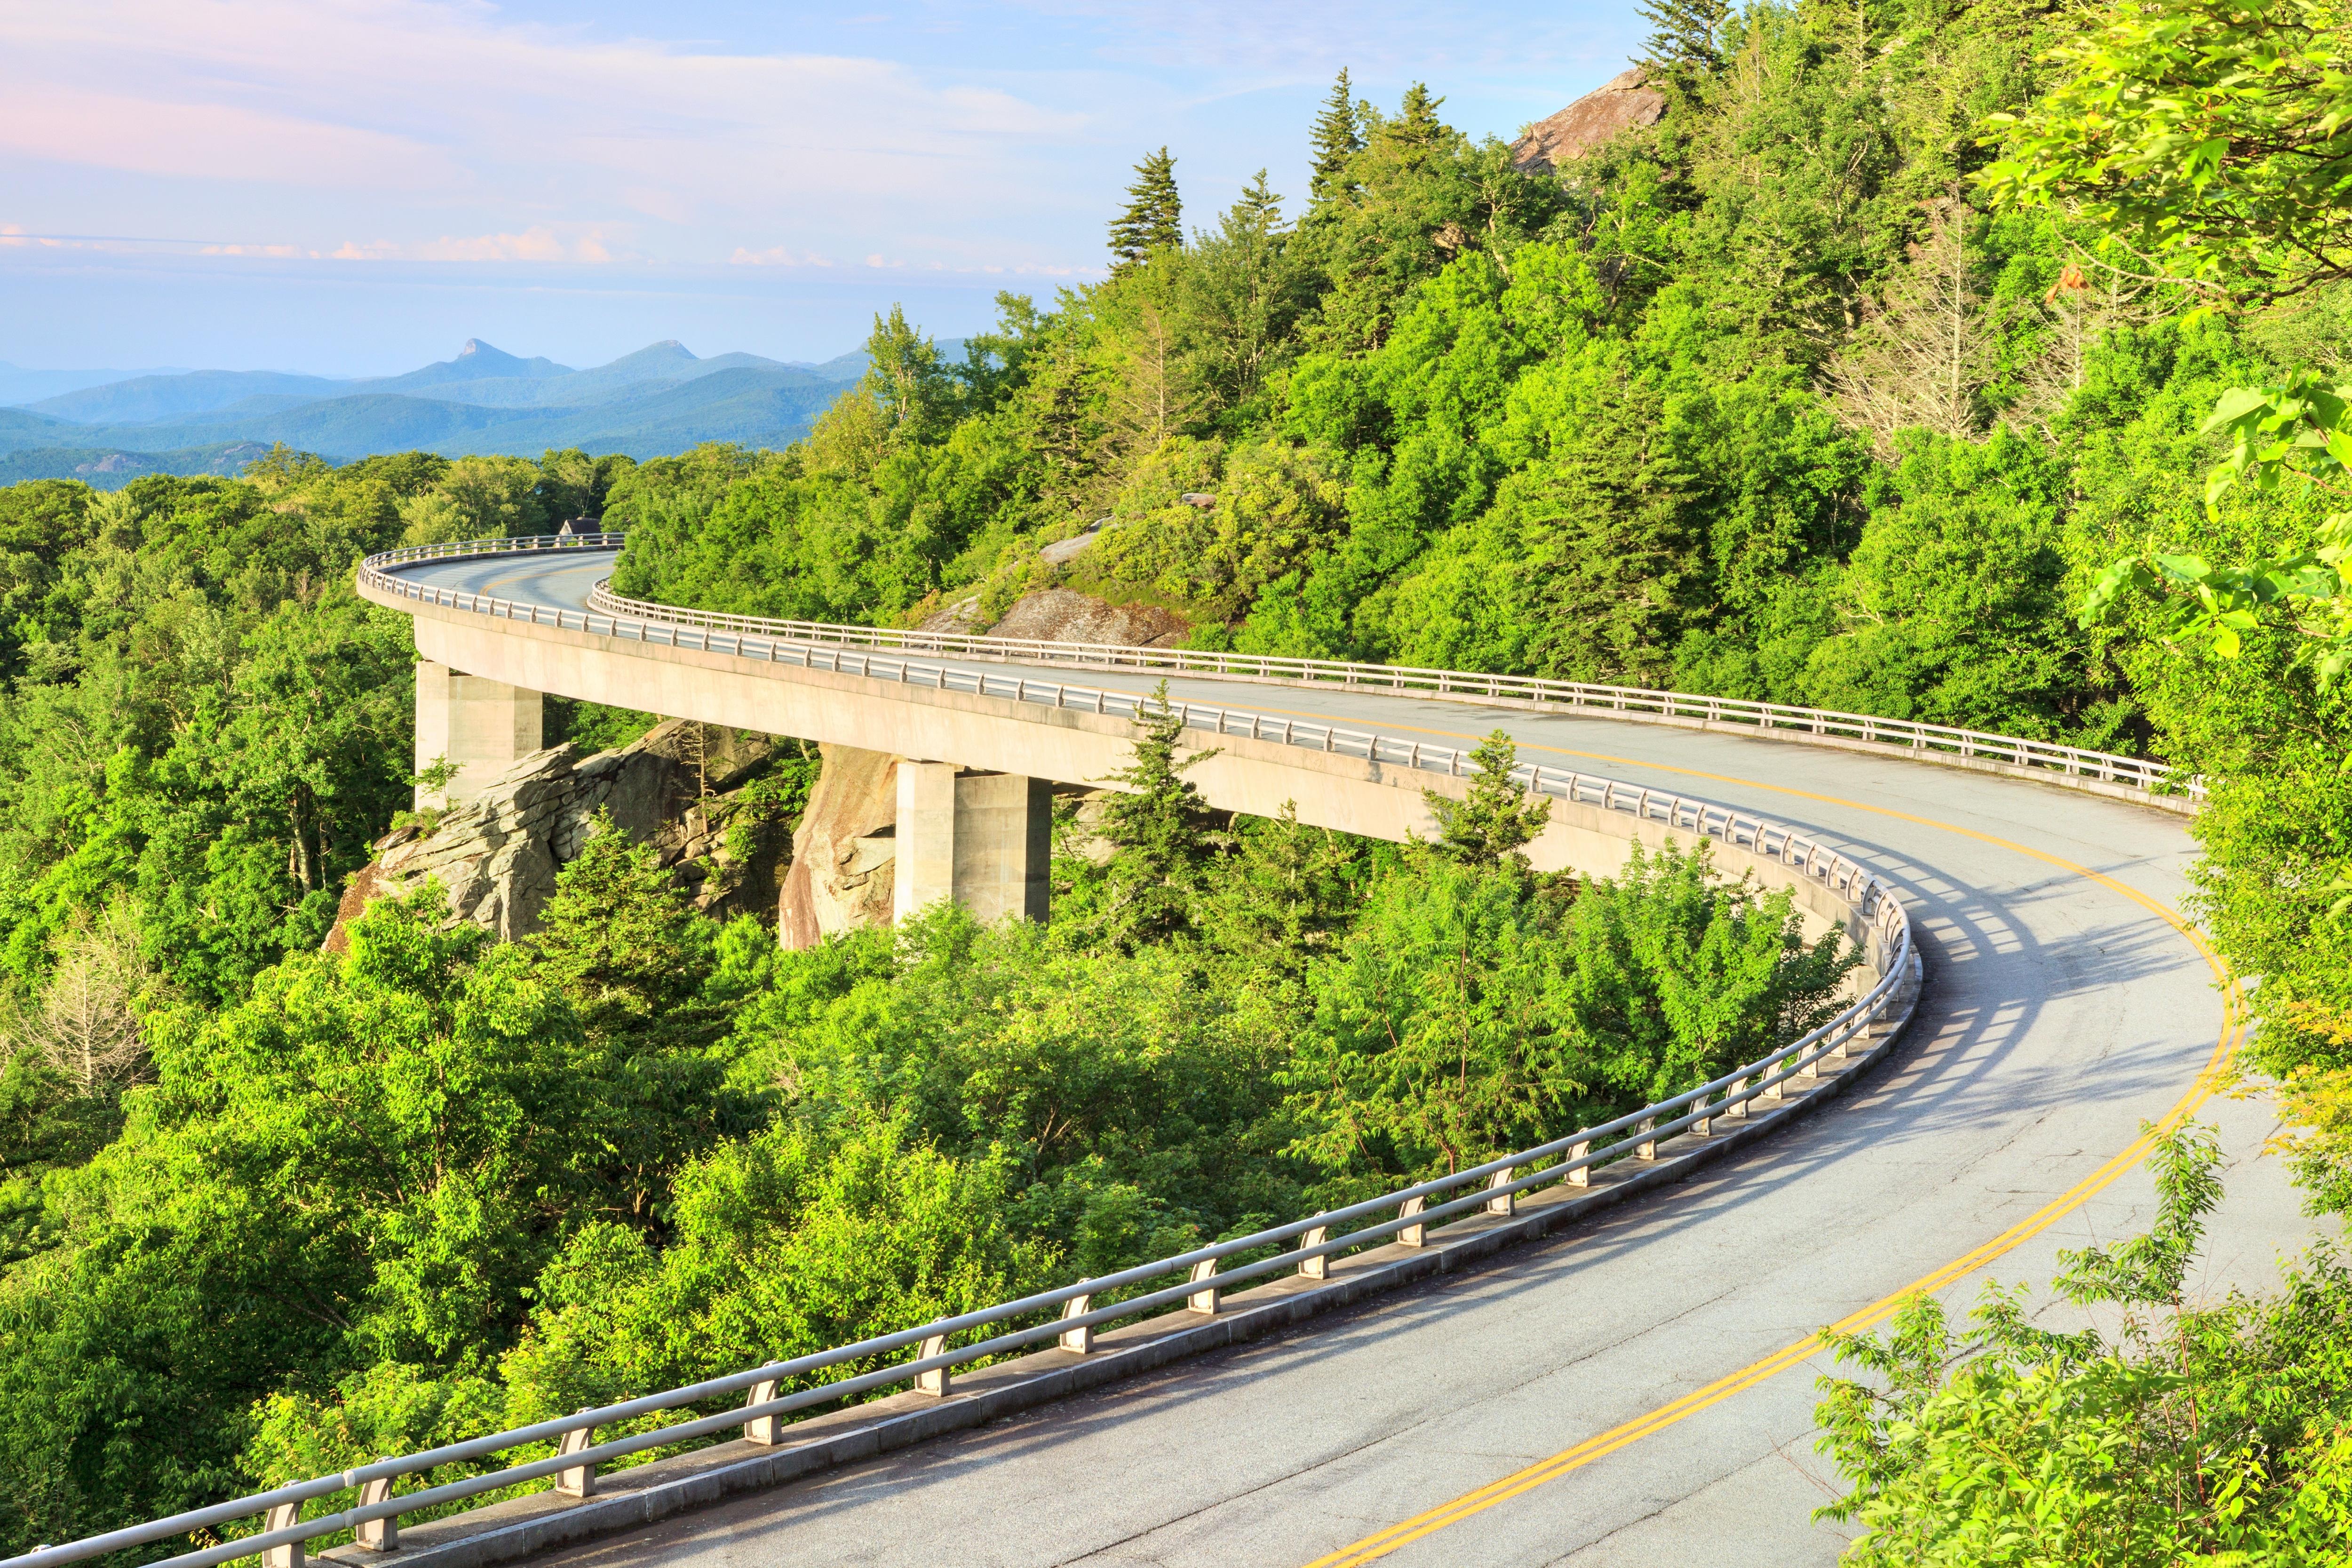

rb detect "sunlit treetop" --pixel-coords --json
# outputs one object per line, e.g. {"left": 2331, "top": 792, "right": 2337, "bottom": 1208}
{"left": 1980, "top": 0, "right": 2352, "bottom": 301}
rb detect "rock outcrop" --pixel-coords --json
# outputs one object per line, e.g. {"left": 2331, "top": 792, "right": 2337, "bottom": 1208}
{"left": 324, "top": 720, "right": 784, "bottom": 952}
{"left": 1511, "top": 67, "right": 1667, "bottom": 173}
{"left": 987, "top": 588, "right": 1189, "bottom": 647}
{"left": 777, "top": 744, "right": 900, "bottom": 950}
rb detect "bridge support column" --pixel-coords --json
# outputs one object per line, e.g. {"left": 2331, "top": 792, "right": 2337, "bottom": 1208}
{"left": 415, "top": 659, "right": 543, "bottom": 809}
{"left": 893, "top": 762, "right": 1050, "bottom": 926}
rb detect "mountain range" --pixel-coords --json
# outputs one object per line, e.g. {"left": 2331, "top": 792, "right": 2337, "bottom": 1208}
{"left": 0, "top": 338, "right": 911, "bottom": 488}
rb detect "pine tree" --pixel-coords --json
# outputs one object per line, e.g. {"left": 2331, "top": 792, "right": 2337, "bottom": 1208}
{"left": 1387, "top": 83, "right": 1447, "bottom": 155}
{"left": 1424, "top": 732, "right": 1552, "bottom": 868}
{"left": 1198, "top": 802, "right": 1359, "bottom": 973}
{"left": 1093, "top": 682, "right": 1225, "bottom": 946}
{"left": 531, "top": 809, "right": 720, "bottom": 1048}
{"left": 1108, "top": 147, "right": 1184, "bottom": 271}
{"left": 1308, "top": 69, "right": 1363, "bottom": 209}
{"left": 1636, "top": 0, "right": 1732, "bottom": 85}
{"left": 1234, "top": 168, "right": 1285, "bottom": 235}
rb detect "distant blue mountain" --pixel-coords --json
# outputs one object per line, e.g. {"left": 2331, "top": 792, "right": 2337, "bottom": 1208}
{"left": 354, "top": 338, "right": 571, "bottom": 395}
{"left": 32, "top": 369, "right": 346, "bottom": 425}
{"left": 0, "top": 362, "right": 191, "bottom": 407}
{"left": 0, "top": 335, "right": 912, "bottom": 484}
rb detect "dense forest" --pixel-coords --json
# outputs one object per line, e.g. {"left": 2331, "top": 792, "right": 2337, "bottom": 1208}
{"left": 0, "top": 0, "right": 2349, "bottom": 1557}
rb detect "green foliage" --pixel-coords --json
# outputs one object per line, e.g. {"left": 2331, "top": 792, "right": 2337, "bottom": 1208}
{"left": 1982, "top": 0, "right": 2352, "bottom": 300}
{"left": 1283, "top": 839, "right": 1853, "bottom": 1185}
{"left": 1308, "top": 70, "right": 1364, "bottom": 211}
{"left": 1424, "top": 731, "right": 1552, "bottom": 868}
{"left": 1076, "top": 684, "right": 1227, "bottom": 949}
{"left": 1108, "top": 147, "right": 1183, "bottom": 271}
{"left": 1815, "top": 1123, "right": 2352, "bottom": 1564}
{"left": 1636, "top": 0, "right": 1732, "bottom": 88}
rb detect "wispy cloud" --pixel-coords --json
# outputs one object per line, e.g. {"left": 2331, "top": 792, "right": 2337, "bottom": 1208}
{"left": 731, "top": 246, "right": 837, "bottom": 268}
{"left": 0, "top": 0, "right": 1090, "bottom": 257}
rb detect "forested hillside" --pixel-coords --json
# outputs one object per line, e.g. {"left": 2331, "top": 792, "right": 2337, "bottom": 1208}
{"left": 1, "top": 0, "right": 2350, "bottom": 1556}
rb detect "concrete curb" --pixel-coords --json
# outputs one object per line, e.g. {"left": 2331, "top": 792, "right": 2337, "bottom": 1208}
{"left": 325, "top": 949, "right": 1925, "bottom": 1568}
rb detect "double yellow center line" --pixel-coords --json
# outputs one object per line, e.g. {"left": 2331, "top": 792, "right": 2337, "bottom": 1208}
{"left": 1255, "top": 716, "right": 2246, "bottom": 1568}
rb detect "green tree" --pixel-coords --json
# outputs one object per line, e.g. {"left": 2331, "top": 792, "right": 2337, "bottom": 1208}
{"left": 1087, "top": 683, "right": 1224, "bottom": 947}
{"left": 1197, "top": 803, "right": 1362, "bottom": 975}
{"left": 860, "top": 304, "right": 956, "bottom": 439}
{"left": 1184, "top": 175, "right": 1317, "bottom": 425}
{"left": 1981, "top": 0, "right": 2352, "bottom": 302}
{"left": 1108, "top": 147, "right": 1183, "bottom": 271}
{"left": 1814, "top": 1123, "right": 2352, "bottom": 1563}
{"left": 1637, "top": 0, "right": 1732, "bottom": 88}
{"left": 1424, "top": 731, "right": 1552, "bottom": 868}
{"left": 1308, "top": 69, "right": 1364, "bottom": 211}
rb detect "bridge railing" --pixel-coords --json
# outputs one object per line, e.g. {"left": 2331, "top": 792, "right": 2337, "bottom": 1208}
{"left": 33, "top": 548, "right": 1920, "bottom": 1568}
{"left": 580, "top": 579, "right": 2189, "bottom": 803}
{"left": 357, "top": 530, "right": 2193, "bottom": 800}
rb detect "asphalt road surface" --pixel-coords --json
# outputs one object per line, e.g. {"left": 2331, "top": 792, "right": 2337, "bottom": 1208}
{"left": 384, "top": 548, "right": 2323, "bottom": 1567}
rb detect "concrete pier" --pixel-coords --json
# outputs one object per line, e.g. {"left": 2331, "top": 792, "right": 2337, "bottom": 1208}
{"left": 416, "top": 659, "right": 543, "bottom": 808}
{"left": 893, "top": 761, "right": 1051, "bottom": 926}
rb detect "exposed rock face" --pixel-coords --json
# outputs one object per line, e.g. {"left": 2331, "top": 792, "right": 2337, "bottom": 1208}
{"left": 986, "top": 588, "right": 1189, "bottom": 647}
{"left": 1511, "top": 66, "right": 1667, "bottom": 173}
{"left": 778, "top": 744, "right": 900, "bottom": 950}
{"left": 917, "top": 595, "right": 989, "bottom": 635}
{"left": 324, "top": 720, "right": 782, "bottom": 953}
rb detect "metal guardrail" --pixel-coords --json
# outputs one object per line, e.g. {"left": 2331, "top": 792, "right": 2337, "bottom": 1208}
{"left": 22, "top": 540, "right": 1921, "bottom": 1568}
{"left": 355, "top": 532, "right": 2192, "bottom": 801}
{"left": 568, "top": 555, "right": 2190, "bottom": 803}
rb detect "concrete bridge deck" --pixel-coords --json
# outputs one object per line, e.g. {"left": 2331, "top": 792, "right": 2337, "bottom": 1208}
{"left": 359, "top": 547, "right": 2316, "bottom": 1568}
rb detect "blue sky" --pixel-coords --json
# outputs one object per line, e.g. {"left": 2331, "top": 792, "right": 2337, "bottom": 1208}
{"left": 0, "top": 0, "right": 1645, "bottom": 375}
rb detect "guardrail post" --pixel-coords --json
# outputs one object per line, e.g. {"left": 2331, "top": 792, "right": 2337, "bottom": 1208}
{"left": 743, "top": 1368, "right": 785, "bottom": 1444}
{"left": 1725, "top": 1078, "right": 1748, "bottom": 1118}
{"left": 1397, "top": 1194, "right": 1428, "bottom": 1247}
{"left": 554, "top": 1412, "right": 597, "bottom": 1497}
{"left": 1058, "top": 1289, "right": 1095, "bottom": 1353}
{"left": 914, "top": 1332, "right": 951, "bottom": 1396}
{"left": 1565, "top": 1140, "right": 1591, "bottom": 1186}
{"left": 1693, "top": 1096, "right": 1713, "bottom": 1138}
{"left": 355, "top": 1469, "right": 398, "bottom": 1552}
{"left": 262, "top": 1501, "right": 303, "bottom": 1568}
{"left": 1484, "top": 1168, "right": 1516, "bottom": 1216}
{"left": 1187, "top": 1259, "right": 1220, "bottom": 1315}
{"left": 1635, "top": 1119, "right": 1657, "bottom": 1160}
{"left": 1298, "top": 1224, "right": 1330, "bottom": 1281}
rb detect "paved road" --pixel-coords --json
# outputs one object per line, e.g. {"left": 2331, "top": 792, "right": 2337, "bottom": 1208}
{"left": 385, "top": 549, "right": 2323, "bottom": 1567}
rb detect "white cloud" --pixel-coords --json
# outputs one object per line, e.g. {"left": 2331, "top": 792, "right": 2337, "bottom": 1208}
{"left": 730, "top": 246, "right": 835, "bottom": 268}
{"left": 0, "top": 83, "right": 455, "bottom": 189}
{"left": 0, "top": 0, "right": 1094, "bottom": 255}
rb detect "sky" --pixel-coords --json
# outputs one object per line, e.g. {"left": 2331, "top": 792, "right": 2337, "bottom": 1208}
{"left": 0, "top": 0, "right": 1646, "bottom": 376}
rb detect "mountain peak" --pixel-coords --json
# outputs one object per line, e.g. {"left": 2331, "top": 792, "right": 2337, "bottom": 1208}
{"left": 1511, "top": 66, "right": 1667, "bottom": 174}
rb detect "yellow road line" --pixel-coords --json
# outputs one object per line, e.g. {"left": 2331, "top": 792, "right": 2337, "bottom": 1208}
{"left": 1243, "top": 704, "right": 2248, "bottom": 1568}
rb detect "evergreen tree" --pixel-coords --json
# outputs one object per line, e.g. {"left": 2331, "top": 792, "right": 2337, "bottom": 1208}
{"left": 1387, "top": 84, "right": 1447, "bottom": 156}
{"left": 1234, "top": 168, "right": 1286, "bottom": 235}
{"left": 1308, "top": 69, "right": 1364, "bottom": 209}
{"left": 1424, "top": 732, "right": 1552, "bottom": 867}
{"left": 1108, "top": 147, "right": 1184, "bottom": 271}
{"left": 1198, "top": 802, "right": 1360, "bottom": 973}
{"left": 1093, "top": 682, "right": 1225, "bottom": 946}
{"left": 1636, "top": 0, "right": 1732, "bottom": 86}
{"left": 531, "top": 810, "right": 721, "bottom": 1049}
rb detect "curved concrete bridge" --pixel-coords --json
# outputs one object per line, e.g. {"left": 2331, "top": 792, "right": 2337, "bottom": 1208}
{"left": 334, "top": 541, "right": 2294, "bottom": 1567}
